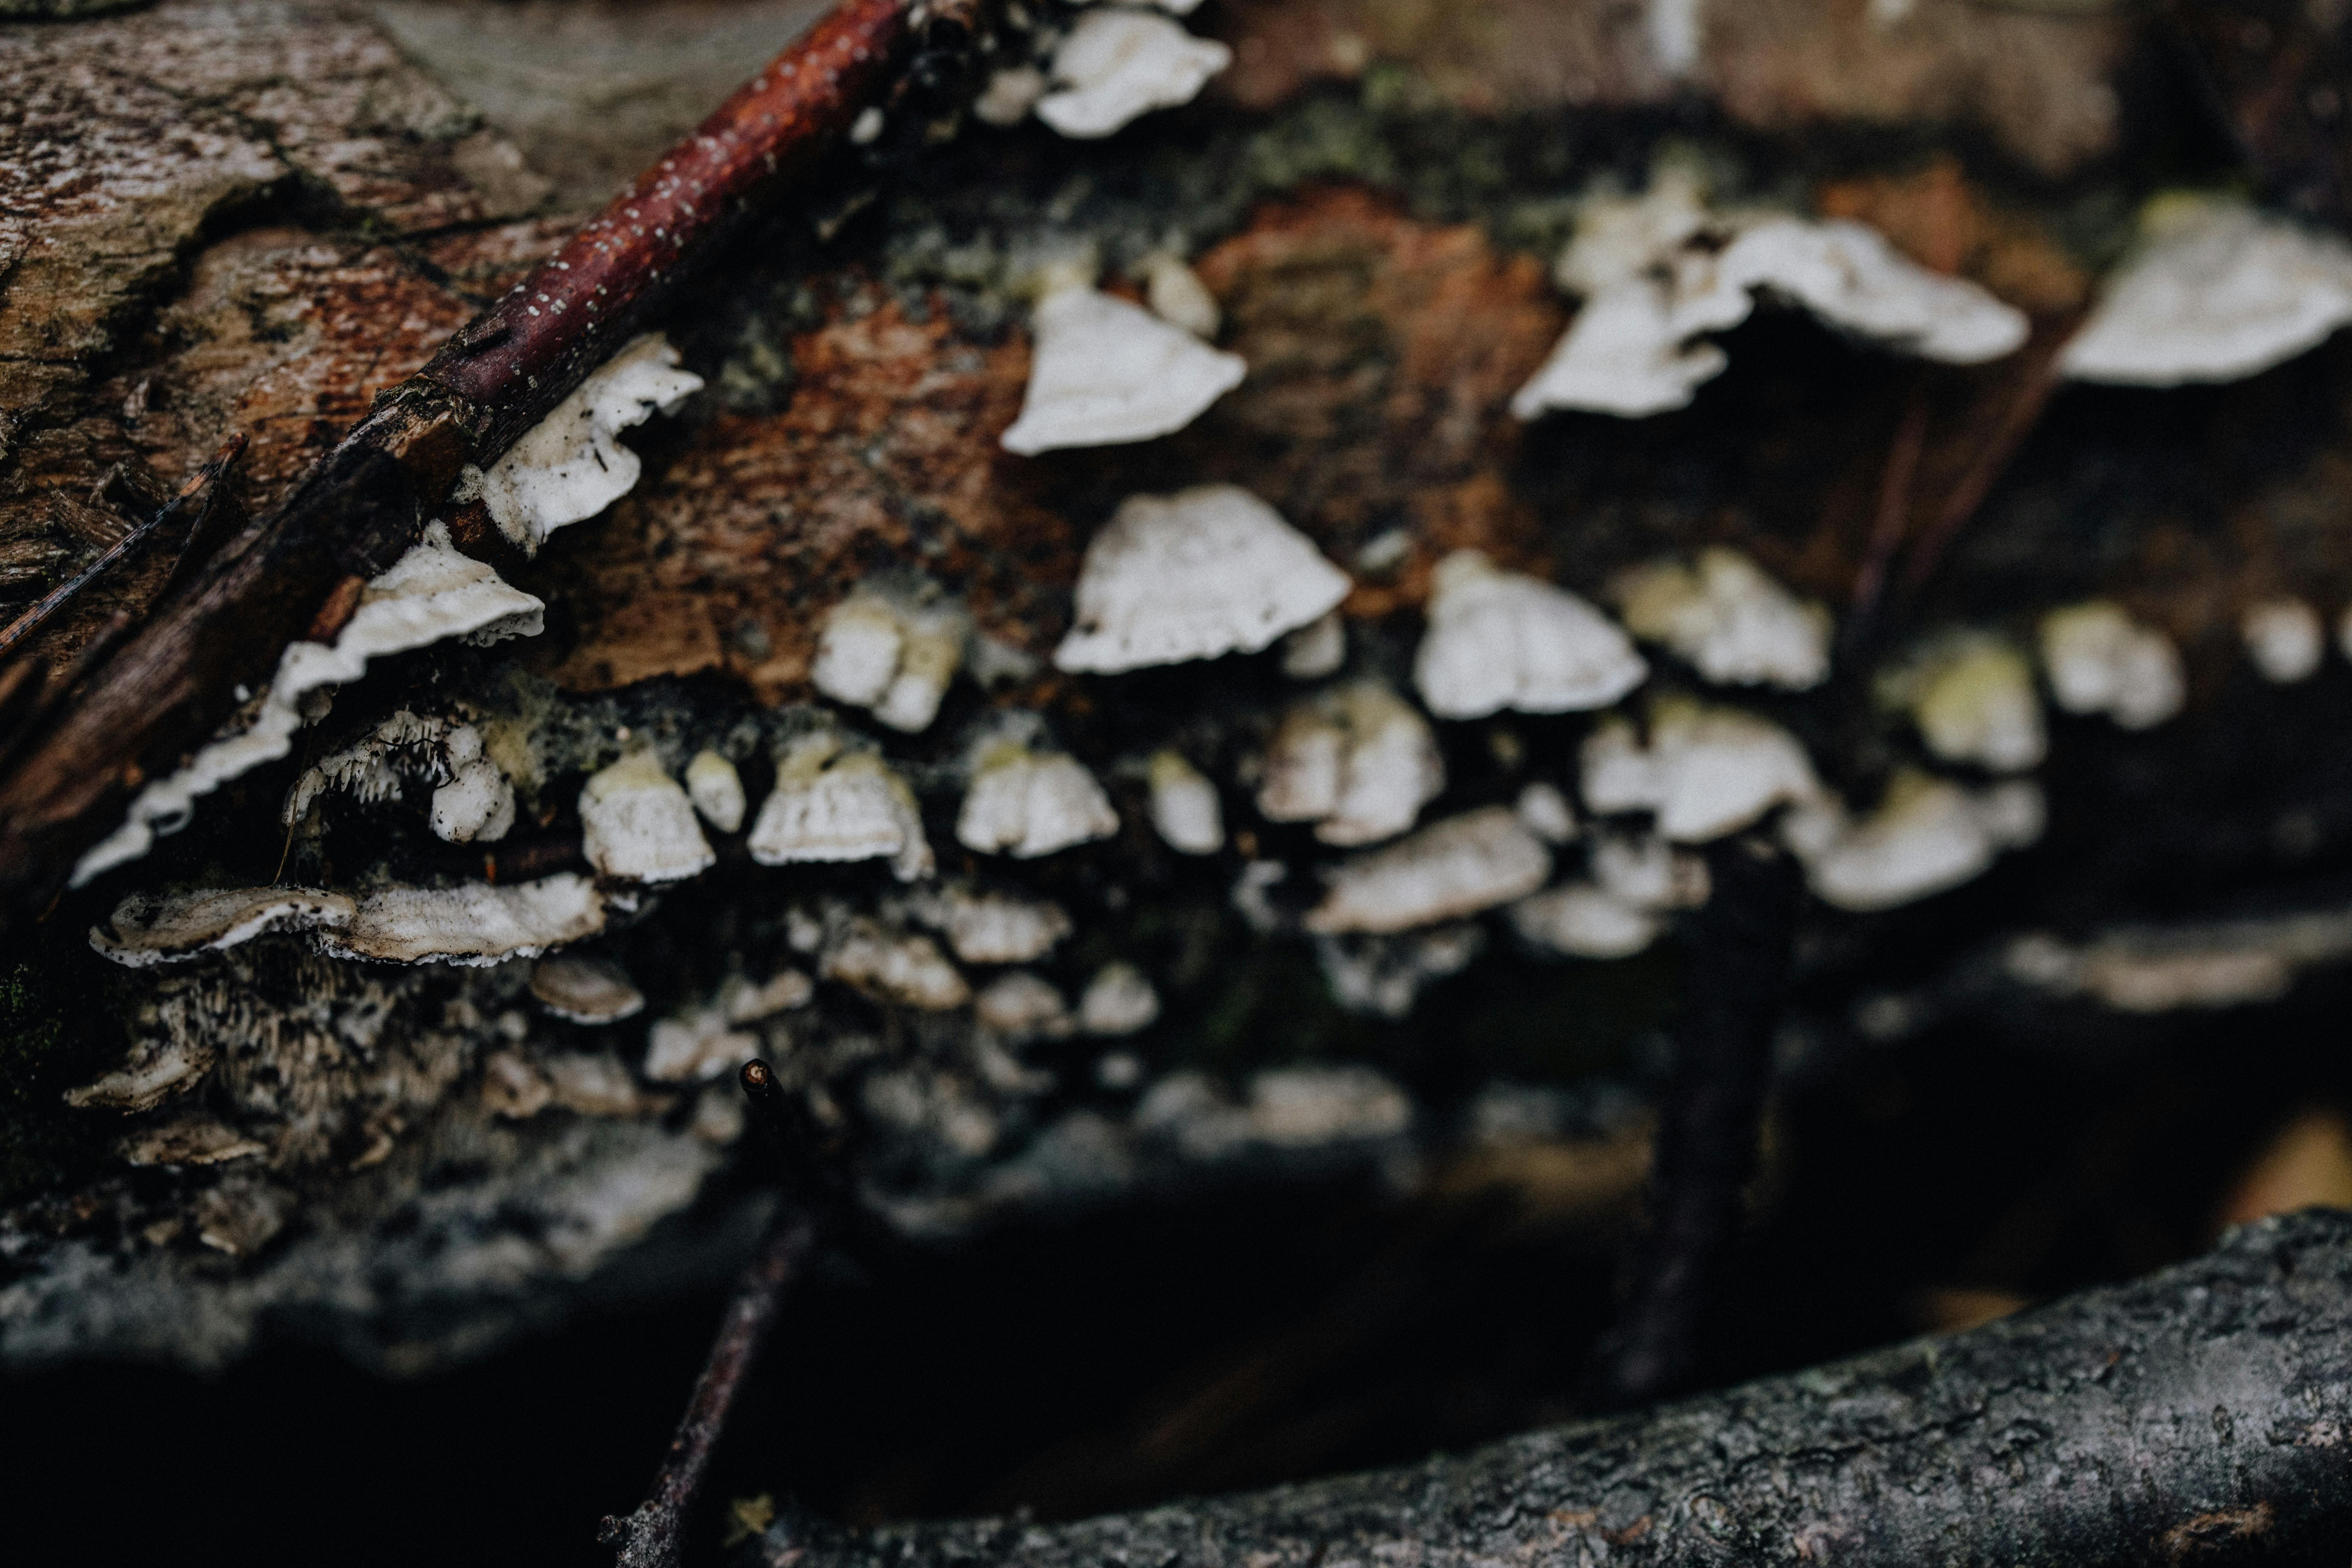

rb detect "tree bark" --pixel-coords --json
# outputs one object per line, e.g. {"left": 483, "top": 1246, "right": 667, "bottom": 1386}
{"left": 752, "top": 1209, "right": 2352, "bottom": 1568}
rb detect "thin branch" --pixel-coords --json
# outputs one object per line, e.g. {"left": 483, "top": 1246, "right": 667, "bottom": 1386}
{"left": 0, "top": 0, "right": 993, "bottom": 934}
{"left": 751, "top": 1210, "right": 2352, "bottom": 1568}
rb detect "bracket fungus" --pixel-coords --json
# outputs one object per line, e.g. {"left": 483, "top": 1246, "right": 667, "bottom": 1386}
{"left": 820, "top": 918, "right": 972, "bottom": 1010}
{"left": 1414, "top": 551, "right": 1648, "bottom": 720}
{"left": 1877, "top": 632, "right": 2048, "bottom": 772}
{"left": 1305, "top": 806, "right": 1555, "bottom": 936}
{"left": 684, "top": 750, "right": 747, "bottom": 833}
{"left": 2241, "top": 598, "right": 2326, "bottom": 685}
{"left": 907, "top": 883, "right": 1075, "bottom": 965}
{"left": 1257, "top": 680, "right": 1445, "bottom": 847}
{"left": 956, "top": 735, "right": 1120, "bottom": 859}
{"left": 313, "top": 875, "right": 606, "bottom": 965}
{"left": 1510, "top": 882, "right": 1664, "bottom": 961}
{"left": 1611, "top": 549, "right": 1832, "bottom": 691}
{"left": 999, "top": 280, "right": 1246, "bottom": 455}
{"left": 91, "top": 888, "right": 356, "bottom": 967}
{"left": 747, "top": 733, "right": 933, "bottom": 882}
{"left": 644, "top": 1008, "right": 762, "bottom": 1084}
{"left": 460, "top": 334, "right": 704, "bottom": 554}
{"left": 2059, "top": 196, "right": 2352, "bottom": 386}
{"left": 1578, "top": 700, "right": 1822, "bottom": 844}
{"left": 1147, "top": 748, "right": 1225, "bottom": 855}
{"left": 1784, "top": 771, "right": 2044, "bottom": 912}
{"left": 579, "top": 751, "right": 717, "bottom": 884}
{"left": 529, "top": 954, "right": 647, "bottom": 1025}
{"left": 1077, "top": 961, "right": 1161, "bottom": 1035}
{"left": 2039, "top": 601, "right": 2186, "bottom": 730}
{"left": 1033, "top": 6, "right": 1231, "bottom": 139}
{"left": 810, "top": 584, "right": 969, "bottom": 734}
{"left": 1054, "top": 486, "right": 1351, "bottom": 673}
{"left": 429, "top": 725, "right": 516, "bottom": 844}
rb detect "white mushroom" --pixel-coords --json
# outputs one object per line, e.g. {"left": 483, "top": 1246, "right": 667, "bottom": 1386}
{"left": 1876, "top": 632, "right": 2046, "bottom": 772}
{"left": 1611, "top": 548, "right": 1831, "bottom": 691}
{"left": 2241, "top": 598, "right": 2324, "bottom": 684}
{"left": 721, "top": 968, "right": 815, "bottom": 1023}
{"left": 1414, "top": 551, "right": 1648, "bottom": 719}
{"left": 1509, "top": 883, "right": 1662, "bottom": 960}
{"left": 1578, "top": 700, "right": 1822, "bottom": 843}
{"left": 975, "top": 971, "right": 1075, "bottom": 1042}
{"left": 1280, "top": 610, "right": 1347, "bottom": 679}
{"left": 820, "top": 917, "right": 972, "bottom": 1009}
{"left": 429, "top": 724, "right": 516, "bottom": 844}
{"left": 1514, "top": 781, "right": 1580, "bottom": 845}
{"left": 1306, "top": 806, "right": 1554, "bottom": 935}
{"left": 1078, "top": 961, "right": 1162, "bottom": 1035}
{"left": 973, "top": 65, "right": 1049, "bottom": 126}
{"left": 907, "top": 883, "right": 1075, "bottom": 964}
{"left": 685, "top": 749, "right": 747, "bottom": 832}
{"left": 1314, "top": 925, "right": 1483, "bottom": 1018}
{"left": 999, "top": 281, "right": 1245, "bottom": 455}
{"left": 461, "top": 333, "right": 704, "bottom": 553}
{"left": 643, "top": 1008, "right": 761, "bottom": 1084}
{"left": 1148, "top": 748, "right": 1225, "bottom": 855}
{"left": 1142, "top": 252, "right": 1222, "bottom": 337}
{"left": 2038, "top": 601, "right": 2185, "bottom": 729}
{"left": 957, "top": 736, "right": 1120, "bottom": 859}
{"left": 810, "top": 584, "right": 968, "bottom": 734}
{"left": 1720, "top": 218, "right": 2029, "bottom": 364}
{"left": 2059, "top": 195, "right": 2352, "bottom": 385}
{"left": 1783, "top": 771, "right": 2043, "bottom": 912}
{"left": 747, "top": 733, "right": 933, "bottom": 882}
{"left": 579, "top": 751, "right": 716, "bottom": 884}
{"left": 530, "top": 954, "right": 646, "bottom": 1024}
{"left": 284, "top": 710, "right": 449, "bottom": 824}
{"left": 1257, "top": 680, "right": 1444, "bottom": 847}
{"left": 1034, "top": 8, "right": 1231, "bottom": 139}
{"left": 91, "top": 887, "right": 355, "bottom": 967}
{"left": 1510, "top": 270, "right": 1747, "bottom": 419}
{"left": 316, "top": 874, "right": 605, "bottom": 965}
{"left": 1590, "top": 829, "right": 1712, "bottom": 911}
{"left": 75, "top": 522, "right": 543, "bottom": 885}
{"left": 1055, "top": 485, "right": 1350, "bottom": 673}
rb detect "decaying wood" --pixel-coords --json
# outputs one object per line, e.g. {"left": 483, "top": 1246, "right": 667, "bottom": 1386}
{"left": 0, "top": 0, "right": 985, "bottom": 936}
{"left": 755, "top": 1210, "right": 2352, "bottom": 1568}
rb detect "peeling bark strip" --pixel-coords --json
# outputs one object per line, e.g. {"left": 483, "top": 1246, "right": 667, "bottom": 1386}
{"left": 759, "top": 1211, "right": 2352, "bottom": 1568}
{"left": 0, "top": 0, "right": 976, "bottom": 934}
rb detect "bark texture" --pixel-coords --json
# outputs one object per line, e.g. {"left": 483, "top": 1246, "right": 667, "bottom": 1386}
{"left": 758, "top": 1209, "right": 2352, "bottom": 1568}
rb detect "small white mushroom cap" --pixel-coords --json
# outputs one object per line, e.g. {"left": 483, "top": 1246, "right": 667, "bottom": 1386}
{"left": 1877, "top": 632, "right": 2046, "bottom": 772}
{"left": 1143, "top": 253, "right": 1222, "bottom": 337}
{"left": 75, "top": 523, "right": 544, "bottom": 885}
{"left": 1306, "top": 806, "right": 1554, "bottom": 935}
{"left": 529, "top": 954, "right": 646, "bottom": 1024}
{"left": 974, "top": 65, "right": 1049, "bottom": 126}
{"left": 811, "top": 587, "right": 968, "bottom": 734}
{"left": 1148, "top": 749, "right": 1225, "bottom": 855}
{"left": 430, "top": 725, "right": 515, "bottom": 844}
{"left": 2242, "top": 598, "right": 2324, "bottom": 684}
{"left": 957, "top": 738, "right": 1120, "bottom": 858}
{"left": 2060, "top": 196, "right": 2352, "bottom": 386}
{"left": 908, "top": 883, "right": 1075, "bottom": 964}
{"left": 1590, "top": 830, "right": 1712, "bottom": 911}
{"left": 1510, "top": 274, "right": 1740, "bottom": 419}
{"left": 1055, "top": 486, "right": 1350, "bottom": 673}
{"left": 2039, "top": 602, "right": 2185, "bottom": 729}
{"left": 1280, "top": 611, "right": 1347, "bottom": 679}
{"left": 1553, "top": 160, "right": 1714, "bottom": 297}
{"left": 1509, "top": 883, "right": 1662, "bottom": 960}
{"left": 316, "top": 874, "right": 605, "bottom": 965}
{"left": 721, "top": 968, "right": 815, "bottom": 1023}
{"left": 1612, "top": 548, "right": 1831, "bottom": 691}
{"left": 1414, "top": 551, "right": 1648, "bottom": 720}
{"left": 747, "top": 734, "right": 933, "bottom": 882}
{"left": 820, "top": 917, "right": 972, "bottom": 1010}
{"left": 1514, "top": 782, "right": 1580, "bottom": 844}
{"left": 464, "top": 334, "right": 704, "bottom": 554}
{"left": 1035, "top": 8, "right": 1231, "bottom": 139}
{"left": 1000, "top": 285, "right": 1246, "bottom": 455}
{"left": 1079, "top": 961, "right": 1162, "bottom": 1035}
{"left": 1258, "top": 680, "right": 1445, "bottom": 847}
{"left": 1784, "top": 771, "right": 2043, "bottom": 912}
{"left": 579, "top": 751, "right": 716, "bottom": 884}
{"left": 644, "top": 1008, "right": 761, "bottom": 1083}
{"left": 1578, "top": 700, "right": 1822, "bottom": 843}
{"left": 684, "top": 749, "right": 747, "bottom": 832}
{"left": 92, "top": 887, "right": 355, "bottom": 967}
{"left": 1719, "top": 218, "right": 2029, "bottom": 364}
{"left": 975, "top": 971, "right": 1075, "bottom": 1042}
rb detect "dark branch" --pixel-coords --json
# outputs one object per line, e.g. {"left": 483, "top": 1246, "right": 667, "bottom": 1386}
{"left": 750, "top": 1210, "right": 2352, "bottom": 1568}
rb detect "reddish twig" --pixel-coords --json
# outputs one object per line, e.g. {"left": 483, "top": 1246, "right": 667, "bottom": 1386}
{"left": 0, "top": 0, "right": 990, "bottom": 934}
{"left": 1839, "top": 386, "right": 1931, "bottom": 658}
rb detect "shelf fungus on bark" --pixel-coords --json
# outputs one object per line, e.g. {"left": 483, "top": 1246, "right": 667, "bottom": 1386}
{"left": 811, "top": 582, "right": 970, "bottom": 734}
{"left": 90, "top": 888, "right": 357, "bottom": 967}
{"left": 1876, "top": 631, "right": 2047, "bottom": 772}
{"left": 2038, "top": 601, "right": 2186, "bottom": 730}
{"left": 1054, "top": 485, "right": 1350, "bottom": 673}
{"left": 529, "top": 953, "right": 647, "bottom": 1025}
{"left": 1306, "top": 806, "right": 1555, "bottom": 936}
{"left": 1784, "top": 770, "right": 2044, "bottom": 912}
{"left": 974, "top": 971, "right": 1075, "bottom": 1043}
{"left": 458, "top": 333, "right": 705, "bottom": 554}
{"left": 1147, "top": 749, "right": 1225, "bottom": 855}
{"left": 430, "top": 724, "right": 516, "bottom": 844}
{"left": 2059, "top": 195, "right": 2352, "bottom": 386}
{"left": 906, "top": 883, "right": 1074, "bottom": 965}
{"left": 313, "top": 874, "right": 606, "bottom": 965}
{"left": 2240, "top": 597, "right": 2325, "bottom": 684}
{"left": 1611, "top": 548, "right": 1832, "bottom": 691}
{"left": 579, "top": 751, "right": 717, "bottom": 884}
{"left": 957, "top": 733, "right": 1120, "bottom": 859}
{"left": 1033, "top": 6, "right": 1231, "bottom": 139}
{"left": 684, "top": 749, "right": 748, "bottom": 833}
{"left": 1509, "top": 881, "right": 1663, "bottom": 961}
{"left": 643, "top": 1007, "right": 762, "bottom": 1084}
{"left": 748, "top": 732, "right": 933, "bottom": 882}
{"left": 819, "top": 917, "right": 972, "bottom": 1010}
{"left": 1414, "top": 551, "right": 1648, "bottom": 720}
{"left": 1256, "top": 680, "right": 1445, "bottom": 847}
{"left": 73, "top": 523, "right": 544, "bottom": 885}
{"left": 999, "top": 276, "right": 1246, "bottom": 455}
{"left": 1078, "top": 961, "right": 1160, "bottom": 1035}
{"left": 1578, "top": 699, "right": 1823, "bottom": 844}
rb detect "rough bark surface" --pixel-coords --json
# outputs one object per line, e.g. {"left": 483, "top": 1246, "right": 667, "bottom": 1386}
{"left": 759, "top": 1210, "right": 2352, "bottom": 1568}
